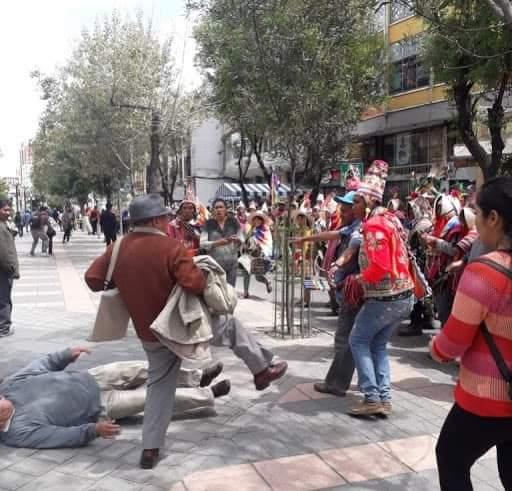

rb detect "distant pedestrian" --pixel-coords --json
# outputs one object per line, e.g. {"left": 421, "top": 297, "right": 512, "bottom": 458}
{"left": 46, "top": 219, "right": 56, "bottom": 256}
{"left": 100, "top": 203, "right": 117, "bottom": 246}
{"left": 14, "top": 211, "right": 23, "bottom": 238}
{"left": 0, "top": 197, "right": 19, "bottom": 337}
{"left": 23, "top": 210, "right": 31, "bottom": 232}
{"left": 61, "top": 206, "right": 75, "bottom": 244}
{"left": 29, "top": 206, "right": 50, "bottom": 256}
{"left": 90, "top": 205, "right": 100, "bottom": 235}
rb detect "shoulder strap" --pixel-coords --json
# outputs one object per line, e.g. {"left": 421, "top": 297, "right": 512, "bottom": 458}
{"left": 104, "top": 236, "right": 124, "bottom": 289}
{"left": 472, "top": 256, "right": 512, "bottom": 281}
{"left": 480, "top": 321, "right": 512, "bottom": 384}
{"left": 472, "top": 256, "right": 512, "bottom": 385}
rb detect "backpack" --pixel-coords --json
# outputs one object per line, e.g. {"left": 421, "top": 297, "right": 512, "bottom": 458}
{"left": 31, "top": 213, "right": 41, "bottom": 229}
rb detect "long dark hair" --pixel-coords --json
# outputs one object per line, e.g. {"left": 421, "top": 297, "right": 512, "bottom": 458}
{"left": 477, "top": 176, "right": 512, "bottom": 238}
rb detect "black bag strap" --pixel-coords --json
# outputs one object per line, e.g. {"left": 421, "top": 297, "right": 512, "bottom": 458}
{"left": 472, "top": 257, "right": 512, "bottom": 384}
{"left": 479, "top": 321, "right": 512, "bottom": 384}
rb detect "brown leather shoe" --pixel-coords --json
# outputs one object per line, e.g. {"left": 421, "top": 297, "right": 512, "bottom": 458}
{"left": 140, "top": 448, "right": 159, "bottom": 469}
{"left": 254, "top": 361, "right": 288, "bottom": 391}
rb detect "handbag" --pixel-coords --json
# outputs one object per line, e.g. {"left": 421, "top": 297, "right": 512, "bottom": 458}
{"left": 46, "top": 223, "right": 56, "bottom": 238}
{"left": 250, "top": 257, "right": 266, "bottom": 274}
{"left": 88, "top": 236, "right": 130, "bottom": 342}
{"left": 472, "top": 257, "right": 512, "bottom": 400}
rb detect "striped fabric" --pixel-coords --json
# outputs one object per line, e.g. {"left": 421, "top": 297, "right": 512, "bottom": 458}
{"left": 432, "top": 251, "right": 512, "bottom": 417}
{"left": 215, "top": 182, "right": 291, "bottom": 200}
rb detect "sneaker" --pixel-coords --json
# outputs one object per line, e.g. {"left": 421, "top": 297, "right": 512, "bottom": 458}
{"left": 0, "top": 329, "right": 14, "bottom": 338}
{"left": 348, "top": 400, "right": 385, "bottom": 417}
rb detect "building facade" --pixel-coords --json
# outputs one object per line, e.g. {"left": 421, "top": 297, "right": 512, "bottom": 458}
{"left": 189, "top": 118, "right": 289, "bottom": 203}
{"left": 355, "top": 1, "right": 482, "bottom": 196}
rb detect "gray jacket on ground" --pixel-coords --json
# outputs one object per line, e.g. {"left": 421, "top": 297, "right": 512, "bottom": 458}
{"left": 0, "top": 349, "right": 101, "bottom": 448}
{"left": 0, "top": 221, "right": 19, "bottom": 279}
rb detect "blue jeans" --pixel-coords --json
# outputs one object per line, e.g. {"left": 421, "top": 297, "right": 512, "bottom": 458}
{"left": 349, "top": 296, "right": 413, "bottom": 403}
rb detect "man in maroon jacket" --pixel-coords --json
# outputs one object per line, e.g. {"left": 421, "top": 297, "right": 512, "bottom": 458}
{"left": 85, "top": 194, "right": 207, "bottom": 469}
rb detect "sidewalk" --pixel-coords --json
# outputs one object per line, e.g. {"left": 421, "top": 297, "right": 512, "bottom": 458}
{"left": 0, "top": 231, "right": 501, "bottom": 491}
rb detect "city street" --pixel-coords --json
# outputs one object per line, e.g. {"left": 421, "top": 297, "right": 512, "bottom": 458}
{"left": 0, "top": 230, "right": 501, "bottom": 491}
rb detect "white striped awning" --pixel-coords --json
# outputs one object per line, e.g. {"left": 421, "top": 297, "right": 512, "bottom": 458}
{"left": 215, "top": 182, "right": 290, "bottom": 200}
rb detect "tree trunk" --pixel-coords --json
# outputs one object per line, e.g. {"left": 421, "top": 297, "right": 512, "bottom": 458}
{"left": 453, "top": 78, "right": 493, "bottom": 180}
{"left": 147, "top": 111, "right": 163, "bottom": 193}
{"left": 487, "top": 73, "right": 509, "bottom": 178}
{"left": 252, "top": 136, "right": 272, "bottom": 185}
{"left": 159, "top": 144, "right": 171, "bottom": 205}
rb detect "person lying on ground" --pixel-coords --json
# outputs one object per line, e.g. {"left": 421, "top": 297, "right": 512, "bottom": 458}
{"left": 0, "top": 347, "right": 229, "bottom": 449}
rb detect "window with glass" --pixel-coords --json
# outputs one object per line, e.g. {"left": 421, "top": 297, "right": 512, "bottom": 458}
{"left": 390, "top": 0, "right": 414, "bottom": 23}
{"left": 389, "top": 37, "right": 429, "bottom": 94}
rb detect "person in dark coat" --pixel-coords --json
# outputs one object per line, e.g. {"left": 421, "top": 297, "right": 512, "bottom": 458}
{"left": 99, "top": 203, "right": 117, "bottom": 246}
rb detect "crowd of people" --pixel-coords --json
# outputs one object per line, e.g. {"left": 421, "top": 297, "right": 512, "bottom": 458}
{"left": 0, "top": 160, "right": 511, "bottom": 489}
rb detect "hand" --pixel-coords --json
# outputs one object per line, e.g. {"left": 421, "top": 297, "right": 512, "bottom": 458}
{"left": 217, "top": 238, "right": 230, "bottom": 247}
{"left": 428, "top": 338, "right": 444, "bottom": 363}
{"left": 446, "top": 259, "right": 464, "bottom": 274}
{"left": 229, "top": 235, "right": 241, "bottom": 245}
{"left": 423, "top": 235, "right": 437, "bottom": 248}
{"left": 95, "top": 419, "right": 121, "bottom": 439}
{"left": 70, "top": 347, "right": 91, "bottom": 362}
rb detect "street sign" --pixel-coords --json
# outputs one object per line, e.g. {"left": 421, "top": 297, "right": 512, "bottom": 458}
{"left": 339, "top": 162, "right": 364, "bottom": 187}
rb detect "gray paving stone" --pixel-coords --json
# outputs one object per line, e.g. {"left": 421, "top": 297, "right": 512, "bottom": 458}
{"left": 85, "top": 476, "right": 141, "bottom": 491}
{"left": 98, "top": 442, "right": 138, "bottom": 460}
{"left": 28, "top": 448, "right": 77, "bottom": 464}
{"left": 0, "top": 469, "right": 34, "bottom": 491}
{"left": 54, "top": 453, "right": 101, "bottom": 475}
{"left": 139, "top": 485, "right": 166, "bottom": 491}
{"left": 73, "top": 458, "right": 122, "bottom": 480}
{"left": 16, "top": 470, "right": 94, "bottom": 491}
{"left": 8, "top": 457, "right": 58, "bottom": 477}
{"left": 0, "top": 447, "right": 37, "bottom": 471}
{"left": 111, "top": 464, "right": 154, "bottom": 484}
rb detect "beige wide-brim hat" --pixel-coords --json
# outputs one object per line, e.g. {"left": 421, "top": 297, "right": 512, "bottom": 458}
{"left": 249, "top": 210, "right": 270, "bottom": 226}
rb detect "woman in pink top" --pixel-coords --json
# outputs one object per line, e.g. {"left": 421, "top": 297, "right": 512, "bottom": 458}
{"left": 432, "top": 177, "right": 512, "bottom": 490}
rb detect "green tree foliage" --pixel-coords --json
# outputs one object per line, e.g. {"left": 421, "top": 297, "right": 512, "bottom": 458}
{"left": 32, "top": 11, "right": 193, "bottom": 203}
{"left": 189, "top": 0, "right": 384, "bottom": 196}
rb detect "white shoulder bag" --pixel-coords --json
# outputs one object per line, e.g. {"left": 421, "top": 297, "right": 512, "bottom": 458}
{"left": 88, "top": 236, "right": 131, "bottom": 342}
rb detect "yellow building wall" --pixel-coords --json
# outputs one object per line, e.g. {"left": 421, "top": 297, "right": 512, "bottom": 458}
{"left": 388, "top": 16, "right": 425, "bottom": 44}
{"left": 387, "top": 85, "right": 448, "bottom": 112}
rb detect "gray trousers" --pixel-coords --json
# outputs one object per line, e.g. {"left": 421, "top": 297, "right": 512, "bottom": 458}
{"left": 324, "top": 304, "right": 360, "bottom": 393}
{"left": 140, "top": 342, "right": 182, "bottom": 450}
{"left": 30, "top": 229, "right": 49, "bottom": 255}
{"left": 224, "top": 264, "right": 238, "bottom": 288}
{"left": 88, "top": 361, "right": 214, "bottom": 423}
{"left": 211, "top": 315, "right": 274, "bottom": 374}
{"left": 0, "top": 272, "right": 13, "bottom": 333}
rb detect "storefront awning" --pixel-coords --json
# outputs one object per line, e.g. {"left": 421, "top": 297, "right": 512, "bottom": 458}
{"left": 454, "top": 138, "right": 512, "bottom": 159}
{"left": 215, "top": 182, "right": 291, "bottom": 200}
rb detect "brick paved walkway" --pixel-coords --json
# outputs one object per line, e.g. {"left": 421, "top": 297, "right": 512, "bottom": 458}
{"left": 0, "top": 230, "right": 503, "bottom": 490}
